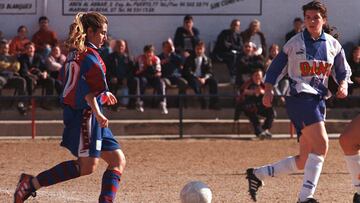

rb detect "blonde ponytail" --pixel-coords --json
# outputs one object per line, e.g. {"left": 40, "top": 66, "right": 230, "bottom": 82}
{"left": 65, "top": 12, "right": 87, "bottom": 53}
{"left": 65, "top": 12, "right": 108, "bottom": 53}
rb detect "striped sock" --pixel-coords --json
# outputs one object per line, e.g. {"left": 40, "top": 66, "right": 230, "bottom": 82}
{"left": 36, "top": 160, "right": 80, "bottom": 187}
{"left": 99, "top": 170, "right": 122, "bottom": 203}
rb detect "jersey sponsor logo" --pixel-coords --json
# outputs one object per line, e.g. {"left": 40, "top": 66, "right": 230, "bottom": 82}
{"left": 299, "top": 61, "right": 331, "bottom": 77}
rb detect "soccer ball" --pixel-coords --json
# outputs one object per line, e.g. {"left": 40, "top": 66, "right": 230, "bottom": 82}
{"left": 180, "top": 181, "right": 212, "bottom": 203}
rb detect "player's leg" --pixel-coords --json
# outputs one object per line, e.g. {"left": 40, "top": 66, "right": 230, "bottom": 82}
{"left": 339, "top": 115, "right": 360, "bottom": 202}
{"left": 99, "top": 149, "right": 126, "bottom": 203}
{"left": 295, "top": 122, "right": 327, "bottom": 202}
{"left": 98, "top": 129, "right": 125, "bottom": 203}
{"left": 14, "top": 157, "right": 99, "bottom": 203}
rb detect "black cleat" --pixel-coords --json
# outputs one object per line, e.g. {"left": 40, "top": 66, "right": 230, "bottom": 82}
{"left": 14, "top": 173, "right": 36, "bottom": 203}
{"left": 297, "top": 198, "right": 320, "bottom": 203}
{"left": 246, "top": 168, "right": 263, "bottom": 202}
{"left": 354, "top": 193, "right": 360, "bottom": 203}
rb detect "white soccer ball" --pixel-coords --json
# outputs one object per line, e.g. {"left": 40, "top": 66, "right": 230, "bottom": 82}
{"left": 180, "top": 181, "right": 212, "bottom": 203}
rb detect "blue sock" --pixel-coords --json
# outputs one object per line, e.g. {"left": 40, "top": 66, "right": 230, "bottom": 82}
{"left": 98, "top": 169, "right": 122, "bottom": 203}
{"left": 36, "top": 160, "right": 80, "bottom": 187}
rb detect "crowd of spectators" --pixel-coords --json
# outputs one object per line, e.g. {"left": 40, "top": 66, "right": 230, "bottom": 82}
{"left": 1, "top": 14, "right": 360, "bottom": 136}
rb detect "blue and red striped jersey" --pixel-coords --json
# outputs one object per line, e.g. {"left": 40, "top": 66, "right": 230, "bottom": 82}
{"left": 60, "top": 43, "right": 108, "bottom": 109}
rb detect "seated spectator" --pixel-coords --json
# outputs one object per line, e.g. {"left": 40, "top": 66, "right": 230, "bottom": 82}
{"left": 241, "top": 19, "right": 267, "bottom": 57}
{"left": 32, "top": 16, "right": 59, "bottom": 59}
{"left": 174, "top": 15, "right": 200, "bottom": 58}
{"left": 45, "top": 45, "right": 65, "bottom": 95}
{"left": 0, "top": 40, "right": 27, "bottom": 115}
{"left": 9, "top": 25, "right": 31, "bottom": 56}
{"left": 100, "top": 35, "right": 114, "bottom": 68}
{"left": 285, "top": 17, "right": 303, "bottom": 42}
{"left": 183, "top": 41, "right": 219, "bottom": 109}
{"left": 349, "top": 46, "right": 360, "bottom": 95}
{"left": 129, "top": 44, "right": 168, "bottom": 114}
{"left": 236, "top": 69, "right": 275, "bottom": 139}
{"left": 265, "top": 44, "right": 289, "bottom": 103}
{"left": 235, "top": 41, "right": 264, "bottom": 87}
{"left": 18, "top": 42, "right": 55, "bottom": 98}
{"left": 213, "top": 19, "right": 243, "bottom": 82}
{"left": 158, "top": 39, "right": 187, "bottom": 99}
{"left": 107, "top": 39, "right": 134, "bottom": 110}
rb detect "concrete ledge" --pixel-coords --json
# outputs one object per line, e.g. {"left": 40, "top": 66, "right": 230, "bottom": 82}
{"left": 0, "top": 119, "right": 351, "bottom": 137}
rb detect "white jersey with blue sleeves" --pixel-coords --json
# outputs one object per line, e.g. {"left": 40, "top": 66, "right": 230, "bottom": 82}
{"left": 265, "top": 29, "right": 352, "bottom": 97}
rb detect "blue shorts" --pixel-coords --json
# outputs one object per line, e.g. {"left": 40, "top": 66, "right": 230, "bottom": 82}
{"left": 60, "top": 105, "right": 120, "bottom": 158}
{"left": 285, "top": 93, "right": 326, "bottom": 137}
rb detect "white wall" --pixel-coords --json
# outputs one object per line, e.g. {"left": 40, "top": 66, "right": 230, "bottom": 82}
{"left": 1, "top": 0, "right": 359, "bottom": 56}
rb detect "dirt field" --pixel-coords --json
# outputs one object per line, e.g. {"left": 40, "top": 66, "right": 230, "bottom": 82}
{"left": 0, "top": 138, "right": 354, "bottom": 203}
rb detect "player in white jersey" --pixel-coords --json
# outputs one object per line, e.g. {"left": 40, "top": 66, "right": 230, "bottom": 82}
{"left": 245, "top": 1, "right": 352, "bottom": 202}
{"left": 339, "top": 115, "right": 360, "bottom": 203}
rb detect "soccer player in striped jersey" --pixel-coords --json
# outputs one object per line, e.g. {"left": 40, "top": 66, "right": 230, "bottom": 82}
{"left": 245, "top": 1, "right": 352, "bottom": 202}
{"left": 14, "top": 12, "right": 126, "bottom": 203}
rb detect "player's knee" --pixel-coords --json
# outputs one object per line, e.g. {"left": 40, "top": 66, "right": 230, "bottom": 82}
{"left": 78, "top": 159, "right": 99, "bottom": 176}
{"left": 109, "top": 151, "right": 126, "bottom": 172}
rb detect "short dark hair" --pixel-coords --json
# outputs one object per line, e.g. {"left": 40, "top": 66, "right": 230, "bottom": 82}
{"left": 183, "top": 15, "right": 193, "bottom": 22}
{"left": 293, "top": 17, "right": 303, "bottom": 23}
{"left": 143, "top": 44, "right": 155, "bottom": 53}
{"left": 17, "top": 25, "right": 27, "bottom": 33}
{"left": 38, "top": 16, "right": 49, "bottom": 23}
{"left": 24, "top": 41, "right": 35, "bottom": 48}
{"left": 302, "top": 1, "right": 327, "bottom": 19}
{"left": 195, "top": 40, "right": 205, "bottom": 48}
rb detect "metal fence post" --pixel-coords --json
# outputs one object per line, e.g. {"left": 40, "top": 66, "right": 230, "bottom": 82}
{"left": 178, "top": 94, "right": 184, "bottom": 139}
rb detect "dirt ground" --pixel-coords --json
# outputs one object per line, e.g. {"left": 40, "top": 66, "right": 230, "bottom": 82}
{"left": 0, "top": 138, "right": 354, "bottom": 203}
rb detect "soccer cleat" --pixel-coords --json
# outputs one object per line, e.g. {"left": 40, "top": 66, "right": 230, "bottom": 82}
{"left": 17, "top": 102, "right": 27, "bottom": 116}
{"left": 246, "top": 168, "right": 263, "bottom": 202}
{"left": 297, "top": 198, "right": 320, "bottom": 203}
{"left": 160, "top": 102, "right": 168, "bottom": 115}
{"left": 135, "top": 101, "right": 144, "bottom": 113}
{"left": 354, "top": 193, "right": 360, "bottom": 203}
{"left": 14, "top": 173, "right": 36, "bottom": 203}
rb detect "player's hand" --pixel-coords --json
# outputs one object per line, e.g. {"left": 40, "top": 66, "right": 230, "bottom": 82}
{"left": 262, "top": 90, "right": 274, "bottom": 107}
{"left": 336, "top": 81, "right": 348, "bottom": 99}
{"left": 105, "top": 92, "right": 118, "bottom": 106}
{"left": 95, "top": 113, "right": 108, "bottom": 128}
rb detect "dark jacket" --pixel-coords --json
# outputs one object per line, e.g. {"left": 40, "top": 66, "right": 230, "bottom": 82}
{"left": 241, "top": 29, "right": 267, "bottom": 57}
{"left": 107, "top": 52, "right": 134, "bottom": 81}
{"left": 158, "top": 52, "right": 184, "bottom": 78}
{"left": 18, "top": 53, "right": 46, "bottom": 78}
{"left": 183, "top": 55, "right": 213, "bottom": 79}
{"left": 174, "top": 27, "right": 200, "bottom": 54}
{"left": 213, "top": 29, "right": 243, "bottom": 56}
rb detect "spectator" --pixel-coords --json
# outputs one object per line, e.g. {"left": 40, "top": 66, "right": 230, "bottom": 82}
{"left": 32, "top": 16, "right": 59, "bottom": 59}
{"left": 174, "top": 15, "right": 200, "bottom": 58}
{"left": 285, "top": 17, "right": 303, "bottom": 42}
{"left": 183, "top": 41, "right": 219, "bottom": 109}
{"left": 18, "top": 42, "right": 55, "bottom": 98}
{"left": 236, "top": 69, "right": 275, "bottom": 139}
{"left": 100, "top": 35, "right": 114, "bottom": 69}
{"left": 241, "top": 19, "right": 267, "bottom": 57}
{"left": 107, "top": 39, "right": 134, "bottom": 110}
{"left": 265, "top": 44, "right": 289, "bottom": 103}
{"left": 9, "top": 25, "right": 31, "bottom": 56}
{"left": 0, "top": 40, "right": 27, "bottom": 115}
{"left": 235, "top": 41, "right": 264, "bottom": 87}
{"left": 158, "top": 39, "right": 187, "bottom": 101}
{"left": 349, "top": 46, "right": 360, "bottom": 95}
{"left": 213, "top": 19, "right": 243, "bottom": 82}
{"left": 129, "top": 44, "right": 168, "bottom": 114}
{"left": 45, "top": 45, "right": 65, "bottom": 95}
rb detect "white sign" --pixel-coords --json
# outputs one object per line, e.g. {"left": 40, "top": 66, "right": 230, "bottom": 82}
{"left": 62, "top": 0, "right": 262, "bottom": 16}
{"left": 0, "top": 0, "right": 36, "bottom": 14}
